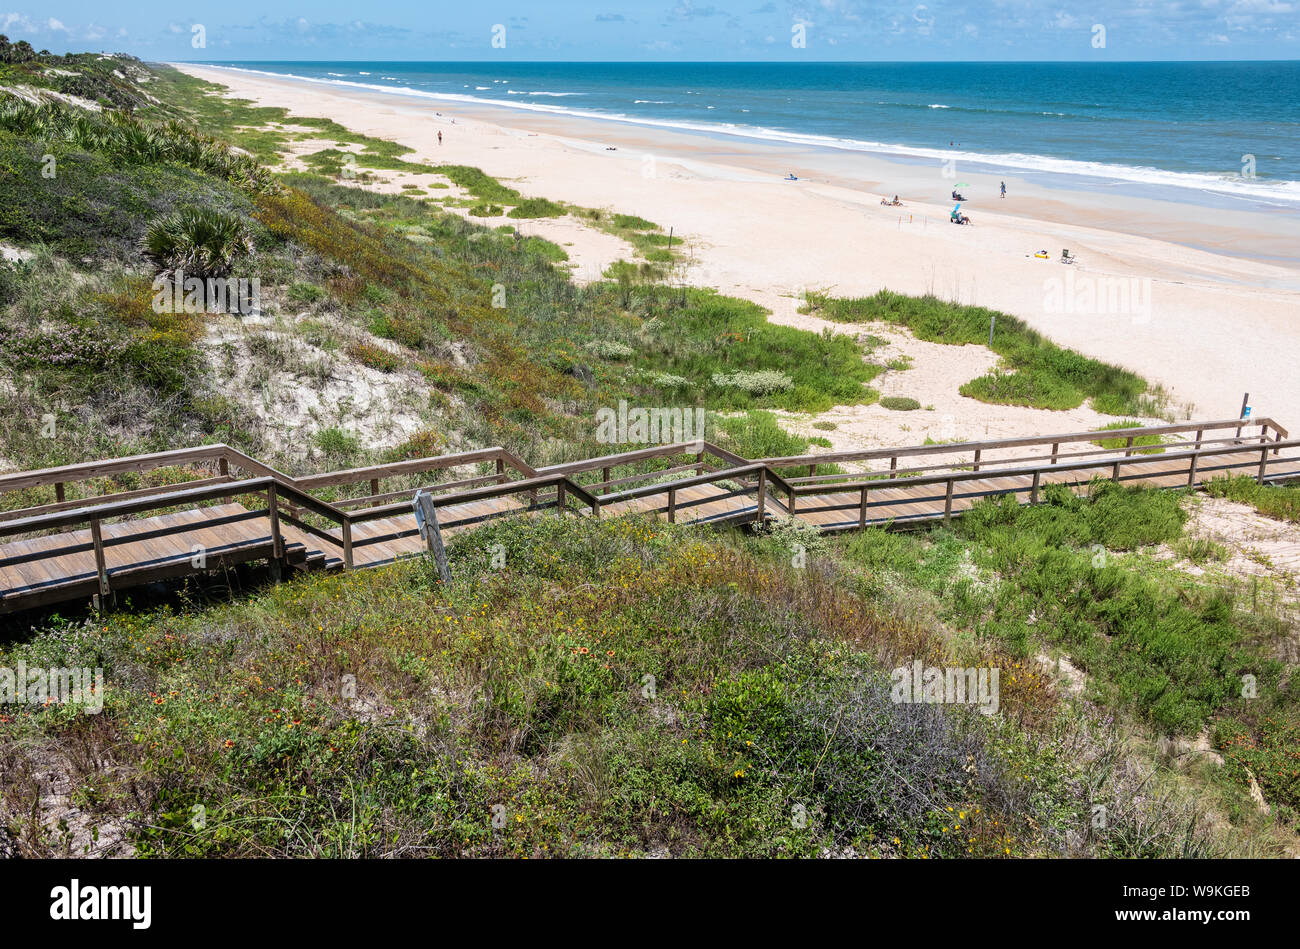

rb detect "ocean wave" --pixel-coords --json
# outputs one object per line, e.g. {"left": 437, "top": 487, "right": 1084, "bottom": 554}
{"left": 197, "top": 64, "right": 1300, "bottom": 206}
{"left": 634, "top": 99, "right": 672, "bottom": 104}
{"left": 506, "top": 90, "right": 584, "bottom": 96}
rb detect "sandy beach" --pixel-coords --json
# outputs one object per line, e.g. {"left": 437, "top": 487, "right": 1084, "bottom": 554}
{"left": 173, "top": 63, "right": 1300, "bottom": 450}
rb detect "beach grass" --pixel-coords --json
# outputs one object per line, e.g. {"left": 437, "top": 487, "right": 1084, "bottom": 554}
{"left": 802, "top": 289, "right": 1166, "bottom": 417}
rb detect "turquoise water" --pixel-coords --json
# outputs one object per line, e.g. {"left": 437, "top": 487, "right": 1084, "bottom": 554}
{"left": 201, "top": 60, "right": 1300, "bottom": 207}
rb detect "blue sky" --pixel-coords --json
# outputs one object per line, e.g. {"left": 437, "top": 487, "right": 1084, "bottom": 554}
{"left": 7, "top": 1, "right": 1299, "bottom": 60}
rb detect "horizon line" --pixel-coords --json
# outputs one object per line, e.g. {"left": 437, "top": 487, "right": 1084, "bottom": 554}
{"left": 166, "top": 57, "right": 1300, "bottom": 65}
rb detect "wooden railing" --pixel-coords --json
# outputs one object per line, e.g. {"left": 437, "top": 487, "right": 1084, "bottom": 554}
{"left": 782, "top": 436, "right": 1300, "bottom": 531}
{"left": 756, "top": 416, "right": 1291, "bottom": 483}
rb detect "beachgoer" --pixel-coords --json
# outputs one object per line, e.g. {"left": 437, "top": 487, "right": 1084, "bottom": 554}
{"left": 438, "top": 131, "right": 442, "bottom": 146}
{"left": 1000, "top": 181, "right": 1006, "bottom": 198}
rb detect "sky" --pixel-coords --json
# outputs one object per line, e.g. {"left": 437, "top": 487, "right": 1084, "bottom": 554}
{"left": 6, "top": 1, "right": 1299, "bottom": 61}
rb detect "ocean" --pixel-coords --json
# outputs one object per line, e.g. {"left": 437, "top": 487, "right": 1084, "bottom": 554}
{"left": 197, "top": 60, "right": 1300, "bottom": 208}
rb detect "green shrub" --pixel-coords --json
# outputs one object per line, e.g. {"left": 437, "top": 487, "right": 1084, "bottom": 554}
{"left": 712, "top": 369, "right": 794, "bottom": 396}
{"left": 612, "top": 213, "right": 657, "bottom": 230}
{"left": 141, "top": 206, "right": 254, "bottom": 278}
{"left": 507, "top": 197, "right": 565, "bottom": 219}
{"left": 314, "top": 426, "right": 360, "bottom": 457}
{"left": 879, "top": 396, "right": 921, "bottom": 411}
{"left": 584, "top": 339, "right": 636, "bottom": 359}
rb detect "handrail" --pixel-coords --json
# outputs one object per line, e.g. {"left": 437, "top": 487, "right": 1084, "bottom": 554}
{"left": 348, "top": 472, "right": 601, "bottom": 524}
{"left": 0, "top": 477, "right": 348, "bottom": 539}
{"left": 786, "top": 437, "right": 1300, "bottom": 496}
{"left": 757, "top": 417, "right": 1281, "bottom": 468}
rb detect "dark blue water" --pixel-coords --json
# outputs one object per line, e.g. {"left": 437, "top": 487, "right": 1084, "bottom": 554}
{"left": 200, "top": 61, "right": 1300, "bottom": 205}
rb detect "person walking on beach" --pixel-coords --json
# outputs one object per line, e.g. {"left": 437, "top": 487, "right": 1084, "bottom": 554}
{"left": 1000, "top": 181, "right": 1006, "bottom": 198}
{"left": 438, "top": 130, "right": 442, "bottom": 146}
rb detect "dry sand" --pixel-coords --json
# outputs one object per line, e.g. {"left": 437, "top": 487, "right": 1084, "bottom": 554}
{"left": 172, "top": 64, "right": 1300, "bottom": 449}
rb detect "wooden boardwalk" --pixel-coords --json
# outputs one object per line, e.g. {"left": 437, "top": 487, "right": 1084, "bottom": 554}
{"left": 1, "top": 416, "right": 1296, "bottom": 616}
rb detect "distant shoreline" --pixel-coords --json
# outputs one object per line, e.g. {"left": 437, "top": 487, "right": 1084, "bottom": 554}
{"left": 181, "top": 61, "right": 1300, "bottom": 215}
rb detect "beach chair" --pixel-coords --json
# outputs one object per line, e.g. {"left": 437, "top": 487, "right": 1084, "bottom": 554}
{"left": 1061, "top": 249, "right": 1076, "bottom": 264}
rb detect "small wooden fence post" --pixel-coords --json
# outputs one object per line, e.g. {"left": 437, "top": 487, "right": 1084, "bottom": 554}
{"left": 755, "top": 469, "right": 767, "bottom": 522}
{"left": 267, "top": 483, "right": 284, "bottom": 579}
{"left": 90, "top": 518, "right": 110, "bottom": 612}
{"left": 413, "top": 490, "right": 451, "bottom": 583}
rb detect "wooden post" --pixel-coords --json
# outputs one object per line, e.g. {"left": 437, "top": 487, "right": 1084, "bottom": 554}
{"left": 218, "top": 457, "right": 229, "bottom": 478}
{"left": 1050, "top": 442, "right": 1059, "bottom": 465}
{"left": 667, "top": 487, "right": 677, "bottom": 523}
{"left": 1257, "top": 445, "right": 1269, "bottom": 485}
{"left": 1236, "top": 392, "right": 1249, "bottom": 440}
{"left": 755, "top": 469, "right": 767, "bottom": 522}
{"left": 1111, "top": 460, "right": 1121, "bottom": 483}
{"left": 858, "top": 485, "right": 868, "bottom": 529}
{"left": 889, "top": 456, "right": 898, "bottom": 480}
{"left": 1194, "top": 428, "right": 1204, "bottom": 449}
{"left": 808, "top": 463, "right": 816, "bottom": 479}
{"left": 496, "top": 458, "right": 506, "bottom": 483}
{"left": 972, "top": 449, "right": 981, "bottom": 473}
{"left": 943, "top": 478, "right": 954, "bottom": 525}
{"left": 556, "top": 481, "right": 567, "bottom": 515}
{"left": 342, "top": 520, "right": 354, "bottom": 570}
{"left": 414, "top": 490, "right": 451, "bottom": 583}
{"left": 1187, "top": 450, "right": 1200, "bottom": 487}
{"left": 267, "top": 483, "right": 284, "bottom": 563}
{"left": 787, "top": 483, "right": 797, "bottom": 516}
{"left": 1124, "top": 436, "right": 1135, "bottom": 457}
{"left": 55, "top": 482, "right": 65, "bottom": 503}
{"left": 1030, "top": 471, "right": 1041, "bottom": 505}
{"left": 695, "top": 451, "right": 705, "bottom": 475}
{"left": 90, "top": 519, "right": 110, "bottom": 600}
{"left": 370, "top": 477, "right": 380, "bottom": 498}
{"left": 1275, "top": 430, "right": 1283, "bottom": 458}
{"left": 602, "top": 466, "right": 611, "bottom": 490}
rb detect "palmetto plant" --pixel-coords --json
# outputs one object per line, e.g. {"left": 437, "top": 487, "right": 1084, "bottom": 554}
{"left": 0, "top": 99, "right": 280, "bottom": 194}
{"left": 142, "top": 207, "right": 254, "bottom": 279}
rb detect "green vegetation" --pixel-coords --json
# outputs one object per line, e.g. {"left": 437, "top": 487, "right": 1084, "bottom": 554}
{"left": 438, "top": 165, "right": 521, "bottom": 204}
{"left": 1091, "top": 420, "right": 1166, "bottom": 454}
{"left": 1204, "top": 475, "right": 1300, "bottom": 523}
{"left": 142, "top": 206, "right": 254, "bottom": 279}
{"left": 0, "top": 512, "right": 1253, "bottom": 858}
{"left": 803, "top": 289, "right": 1165, "bottom": 417}
{"left": 880, "top": 396, "right": 922, "bottom": 411}
{"left": 507, "top": 197, "right": 565, "bottom": 219}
